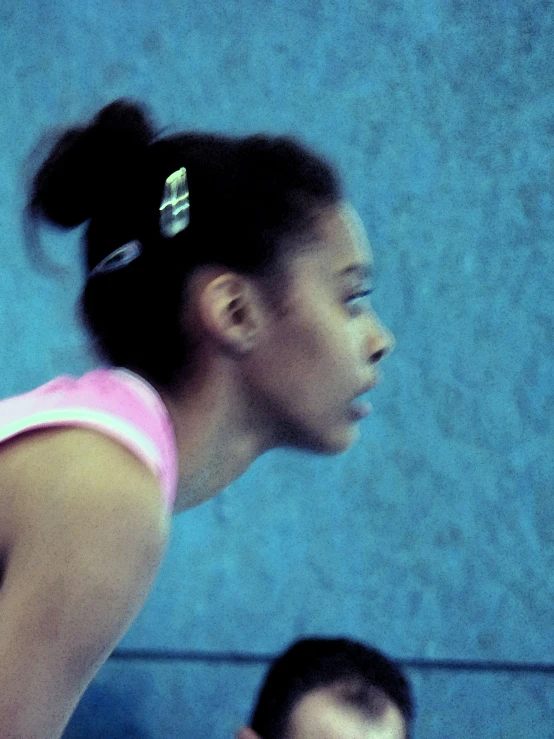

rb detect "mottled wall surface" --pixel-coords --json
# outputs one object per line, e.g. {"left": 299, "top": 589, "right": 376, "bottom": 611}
{"left": 0, "top": 1, "right": 553, "bottom": 737}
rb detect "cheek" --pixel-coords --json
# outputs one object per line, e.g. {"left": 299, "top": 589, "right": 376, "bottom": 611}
{"left": 253, "top": 289, "right": 363, "bottom": 417}
{"left": 282, "top": 314, "right": 339, "bottom": 378}
{"left": 302, "top": 314, "right": 362, "bottom": 379}
{"left": 277, "top": 313, "right": 359, "bottom": 407}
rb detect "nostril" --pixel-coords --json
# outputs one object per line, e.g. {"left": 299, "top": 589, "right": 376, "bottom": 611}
{"left": 370, "top": 347, "right": 387, "bottom": 364}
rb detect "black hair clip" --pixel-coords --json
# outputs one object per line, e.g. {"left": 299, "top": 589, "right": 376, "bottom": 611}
{"left": 88, "top": 240, "right": 142, "bottom": 278}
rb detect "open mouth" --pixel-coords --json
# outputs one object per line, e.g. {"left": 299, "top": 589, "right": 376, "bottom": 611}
{"left": 348, "top": 400, "right": 372, "bottom": 420}
{"left": 348, "top": 378, "right": 378, "bottom": 420}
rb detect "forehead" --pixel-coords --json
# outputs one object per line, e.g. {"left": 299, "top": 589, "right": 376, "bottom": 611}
{"left": 288, "top": 686, "right": 406, "bottom": 739}
{"left": 298, "top": 202, "right": 374, "bottom": 277}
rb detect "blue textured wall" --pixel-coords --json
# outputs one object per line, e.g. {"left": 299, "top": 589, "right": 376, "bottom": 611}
{"left": 1, "top": 1, "right": 553, "bottom": 737}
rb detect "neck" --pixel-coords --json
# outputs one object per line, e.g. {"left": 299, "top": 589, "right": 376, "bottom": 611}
{"left": 156, "top": 361, "right": 273, "bottom": 513}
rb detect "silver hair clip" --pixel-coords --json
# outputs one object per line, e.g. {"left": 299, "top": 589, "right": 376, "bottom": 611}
{"left": 88, "top": 240, "right": 142, "bottom": 278}
{"left": 159, "top": 167, "right": 190, "bottom": 238}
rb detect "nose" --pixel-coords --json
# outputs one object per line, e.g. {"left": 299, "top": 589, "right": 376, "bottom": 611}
{"left": 367, "top": 313, "right": 395, "bottom": 365}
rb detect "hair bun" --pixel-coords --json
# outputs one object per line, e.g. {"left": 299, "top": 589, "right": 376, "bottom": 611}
{"left": 29, "top": 99, "right": 156, "bottom": 228}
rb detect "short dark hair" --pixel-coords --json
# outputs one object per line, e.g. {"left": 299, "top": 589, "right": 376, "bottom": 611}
{"left": 27, "top": 100, "right": 341, "bottom": 387}
{"left": 249, "top": 637, "right": 414, "bottom": 739}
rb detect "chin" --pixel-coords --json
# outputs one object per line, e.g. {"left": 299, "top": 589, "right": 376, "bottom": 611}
{"left": 301, "top": 424, "right": 360, "bottom": 456}
{"left": 326, "top": 429, "right": 360, "bottom": 454}
{"left": 276, "top": 414, "right": 360, "bottom": 455}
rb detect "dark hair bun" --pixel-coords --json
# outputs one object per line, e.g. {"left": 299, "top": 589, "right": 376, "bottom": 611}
{"left": 30, "top": 99, "right": 156, "bottom": 228}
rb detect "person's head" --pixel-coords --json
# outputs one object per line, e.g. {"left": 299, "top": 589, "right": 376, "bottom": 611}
{"left": 28, "top": 100, "right": 393, "bottom": 454}
{"left": 237, "top": 638, "right": 413, "bottom": 739}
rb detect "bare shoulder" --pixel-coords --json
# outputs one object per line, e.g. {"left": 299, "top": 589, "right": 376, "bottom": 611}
{"left": 0, "top": 428, "right": 171, "bottom": 736}
{"left": 0, "top": 426, "right": 170, "bottom": 560}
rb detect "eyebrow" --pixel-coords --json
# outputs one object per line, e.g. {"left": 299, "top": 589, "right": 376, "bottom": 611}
{"left": 337, "top": 263, "right": 374, "bottom": 280}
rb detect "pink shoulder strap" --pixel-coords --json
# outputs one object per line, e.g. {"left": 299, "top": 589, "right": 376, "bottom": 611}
{"left": 0, "top": 369, "right": 178, "bottom": 511}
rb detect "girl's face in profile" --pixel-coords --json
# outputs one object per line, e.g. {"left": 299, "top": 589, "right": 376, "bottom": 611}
{"left": 246, "top": 202, "right": 394, "bottom": 454}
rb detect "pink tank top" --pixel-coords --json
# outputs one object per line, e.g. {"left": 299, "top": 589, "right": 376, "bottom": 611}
{"left": 0, "top": 368, "right": 178, "bottom": 512}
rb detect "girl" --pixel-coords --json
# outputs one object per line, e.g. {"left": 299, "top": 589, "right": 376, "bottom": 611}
{"left": 0, "top": 100, "right": 393, "bottom": 738}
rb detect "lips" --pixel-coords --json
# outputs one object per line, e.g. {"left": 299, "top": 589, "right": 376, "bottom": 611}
{"left": 359, "top": 381, "right": 377, "bottom": 395}
{"left": 357, "top": 376, "right": 379, "bottom": 398}
{"left": 348, "top": 378, "right": 379, "bottom": 420}
{"left": 349, "top": 400, "right": 372, "bottom": 420}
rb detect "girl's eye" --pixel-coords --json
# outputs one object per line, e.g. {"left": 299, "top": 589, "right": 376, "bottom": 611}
{"left": 346, "top": 289, "right": 373, "bottom": 314}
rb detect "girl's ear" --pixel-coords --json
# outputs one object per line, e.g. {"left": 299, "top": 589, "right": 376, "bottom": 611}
{"left": 189, "top": 269, "right": 265, "bottom": 354}
{"left": 235, "top": 728, "right": 262, "bottom": 739}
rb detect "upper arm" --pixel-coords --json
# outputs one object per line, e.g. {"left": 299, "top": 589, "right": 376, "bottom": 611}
{"left": 0, "top": 428, "right": 170, "bottom": 738}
